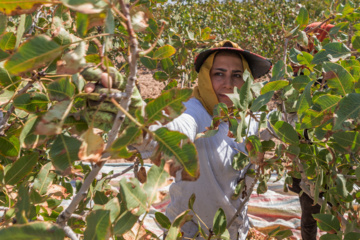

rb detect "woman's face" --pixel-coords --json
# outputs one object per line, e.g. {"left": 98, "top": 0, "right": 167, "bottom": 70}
{"left": 210, "top": 52, "right": 245, "bottom": 107}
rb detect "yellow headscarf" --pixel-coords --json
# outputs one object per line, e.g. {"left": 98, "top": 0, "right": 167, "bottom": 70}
{"left": 193, "top": 51, "right": 252, "bottom": 115}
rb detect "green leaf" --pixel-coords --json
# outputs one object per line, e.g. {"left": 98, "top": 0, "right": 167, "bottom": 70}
{"left": 33, "top": 162, "right": 56, "bottom": 195}
{"left": 262, "top": 140, "right": 275, "bottom": 152}
{"left": 155, "top": 212, "right": 171, "bottom": 230}
{"left": 0, "top": 90, "right": 12, "bottom": 105}
{"left": 5, "top": 152, "right": 38, "bottom": 185}
{"left": 261, "top": 80, "right": 288, "bottom": 94}
{"left": 296, "top": 80, "right": 313, "bottom": 117}
{"left": 153, "top": 45, "right": 176, "bottom": 59}
{"left": 20, "top": 115, "right": 47, "bottom": 148}
{"left": 111, "top": 126, "right": 141, "bottom": 150}
{"left": 296, "top": 7, "right": 309, "bottom": 27}
{"left": 105, "top": 8, "right": 114, "bottom": 35}
{"left": 301, "top": 109, "right": 325, "bottom": 129}
{"left": 140, "top": 57, "right": 157, "bottom": 70}
{"left": 15, "top": 14, "right": 26, "bottom": 49}
{"left": 257, "top": 179, "right": 268, "bottom": 194}
{"left": 323, "top": 62, "right": 355, "bottom": 95}
{"left": 356, "top": 167, "right": 360, "bottom": 181}
{"left": 344, "top": 232, "right": 360, "bottom": 240}
{"left": 301, "top": 95, "right": 341, "bottom": 129}
{"left": 145, "top": 88, "right": 192, "bottom": 124}
{"left": 161, "top": 58, "right": 175, "bottom": 74}
{"left": 0, "top": 222, "right": 64, "bottom": 240}
{"left": 313, "top": 213, "right": 340, "bottom": 233}
{"left": 5, "top": 35, "right": 63, "bottom": 75}
{"left": 15, "top": 184, "right": 31, "bottom": 224}
{"left": 188, "top": 193, "right": 195, "bottom": 210}
{"left": 246, "top": 136, "right": 262, "bottom": 165}
{"left": 154, "top": 127, "right": 198, "bottom": 178}
{"left": 143, "top": 163, "right": 169, "bottom": 205}
{"left": 312, "top": 43, "right": 351, "bottom": 64}
{"left": 13, "top": 92, "right": 49, "bottom": 113}
{"left": 226, "top": 87, "right": 241, "bottom": 110}
{"left": 0, "top": 48, "right": 9, "bottom": 61}
{"left": 319, "top": 234, "right": 341, "bottom": 240}
{"left": 113, "top": 210, "right": 138, "bottom": 236}
{"left": 49, "top": 134, "right": 81, "bottom": 173}
{"left": 201, "top": 27, "right": 212, "bottom": 40}
{"left": 270, "top": 60, "right": 285, "bottom": 81}
{"left": 62, "top": 0, "right": 106, "bottom": 14}
{"left": 232, "top": 152, "right": 249, "bottom": 171}
{"left": 333, "top": 131, "right": 360, "bottom": 152}
{"left": 289, "top": 47, "right": 302, "bottom": 64}
{"left": 250, "top": 91, "right": 273, "bottom": 112}
{"left": 0, "top": 135, "right": 20, "bottom": 157}
{"left": 83, "top": 209, "right": 111, "bottom": 240}
{"left": 352, "top": 35, "right": 360, "bottom": 50}
{"left": 335, "top": 175, "right": 348, "bottom": 198}
{"left": 104, "top": 197, "right": 120, "bottom": 223}
{"left": 47, "top": 78, "right": 75, "bottom": 101}
{"left": 232, "top": 179, "right": 246, "bottom": 200}
{"left": 153, "top": 71, "right": 168, "bottom": 81}
{"left": 270, "top": 121, "right": 299, "bottom": 145}
{"left": 292, "top": 75, "right": 311, "bottom": 91}
{"left": 0, "top": 32, "right": 16, "bottom": 51}
{"left": 93, "top": 191, "right": 108, "bottom": 205}
{"left": 273, "top": 229, "right": 293, "bottom": 239}
{"left": 297, "top": 31, "right": 308, "bottom": 48}
{"left": 297, "top": 51, "right": 314, "bottom": 70}
{"left": 76, "top": 12, "right": 89, "bottom": 37}
{"left": 0, "top": 13, "right": 7, "bottom": 35}
{"left": 119, "top": 178, "right": 147, "bottom": 216}
{"left": 213, "top": 208, "right": 226, "bottom": 236}
{"left": 268, "top": 226, "right": 281, "bottom": 237}
{"left": 227, "top": 70, "right": 253, "bottom": 111}
{"left": 334, "top": 93, "right": 360, "bottom": 130}
{"left": 165, "top": 210, "right": 192, "bottom": 240}
{"left": 34, "top": 100, "right": 73, "bottom": 136}
{"left": 0, "top": 66, "right": 21, "bottom": 91}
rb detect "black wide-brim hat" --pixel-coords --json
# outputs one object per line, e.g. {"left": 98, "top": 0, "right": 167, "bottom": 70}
{"left": 194, "top": 40, "right": 272, "bottom": 79}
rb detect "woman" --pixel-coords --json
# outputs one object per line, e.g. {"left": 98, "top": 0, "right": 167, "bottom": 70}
{"left": 140, "top": 40, "right": 272, "bottom": 239}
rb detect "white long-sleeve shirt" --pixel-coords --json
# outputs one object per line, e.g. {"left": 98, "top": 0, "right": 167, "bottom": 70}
{"left": 142, "top": 97, "right": 260, "bottom": 239}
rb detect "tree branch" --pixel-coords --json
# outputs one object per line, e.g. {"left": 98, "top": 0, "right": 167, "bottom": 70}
{"left": 105, "top": 164, "right": 134, "bottom": 180}
{"left": 227, "top": 171, "right": 259, "bottom": 229}
{"left": 56, "top": 0, "right": 140, "bottom": 228}
{"left": 63, "top": 226, "right": 79, "bottom": 240}
{"left": 294, "top": 157, "right": 349, "bottom": 230}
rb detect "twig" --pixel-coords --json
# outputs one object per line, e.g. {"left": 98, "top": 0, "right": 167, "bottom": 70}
{"left": 104, "top": 0, "right": 127, "bottom": 21}
{"left": 133, "top": 158, "right": 139, "bottom": 179}
{"left": 227, "top": 171, "right": 259, "bottom": 229}
{"left": 283, "top": 38, "right": 289, "bottom": 76}
{"left": 130, "top": 0, "right": 140, "bottom": 9}
{"left": 56, "top": 0, "right": 139, "bottom": 228}
{"left": 105, "top": 165, "right": 134, "bottom": 180}
{"left": 139, "top": 21, "right": 166, "bottom": 57}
